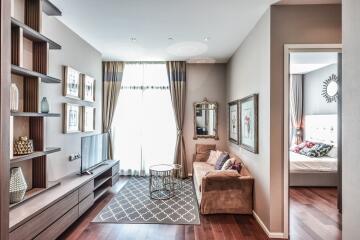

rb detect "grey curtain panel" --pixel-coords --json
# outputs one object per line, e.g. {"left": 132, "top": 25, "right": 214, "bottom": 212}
{"left": 166, "top": 61, "right": 188, "bottom": 178}
{"left": 102, "top": 61, "right": 124, "bottom": 159}
{"left": 289, "top": 74, "right": 303, "bottom": 145}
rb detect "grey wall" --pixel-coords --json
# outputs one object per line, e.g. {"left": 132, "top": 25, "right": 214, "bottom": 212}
{"left": 42, "top": 14, "right": 102, "bottom": 181}
{"left": 185, "top": 63, "right": 227, "bottom": 174}
{"left": 303, "top": 64, "right": 338, "bottom": 115}
{"left": 343, "top": 0, "right": 360, "bottom": 238}
{"left": 226, "top": 9, "right": 271, "bottom": 229}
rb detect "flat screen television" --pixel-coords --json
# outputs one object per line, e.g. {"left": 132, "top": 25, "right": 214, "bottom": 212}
{"left": 81, "top": 133, "right": 108, "bottom": 174}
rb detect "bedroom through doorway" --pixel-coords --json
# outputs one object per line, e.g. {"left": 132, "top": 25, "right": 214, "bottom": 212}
{"left": 284, "top": 46, "right": 342, "bottom": 240}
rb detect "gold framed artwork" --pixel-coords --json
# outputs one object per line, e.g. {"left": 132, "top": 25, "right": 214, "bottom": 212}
{"left": 82, "top": 74, "right": 95, "bottom": 102}
{"left": 64, "top": 66, "right": 81, "bottom": 99}
{"left": 63, "top": 103, "right": 81, "bottom": 133}
{"left": 82, "top": 106, "right": 95, "bottom": 132}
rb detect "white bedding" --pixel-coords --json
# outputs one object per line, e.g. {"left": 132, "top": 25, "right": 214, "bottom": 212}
{"left": 289, "top": 151, "right": 337, "bottom": 172}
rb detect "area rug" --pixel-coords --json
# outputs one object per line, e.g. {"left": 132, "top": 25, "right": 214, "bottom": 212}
{"left": 92, "top": 177, "right": 200, "bottom": 225}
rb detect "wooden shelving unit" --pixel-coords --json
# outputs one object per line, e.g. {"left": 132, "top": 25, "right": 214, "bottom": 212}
{"left": 9, "top": 0, "right": 63, "bottom": 209}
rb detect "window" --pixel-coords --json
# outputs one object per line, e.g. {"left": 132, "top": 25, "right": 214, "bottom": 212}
{"left": 112, "top": 63, "right": 177, "bottom": 175}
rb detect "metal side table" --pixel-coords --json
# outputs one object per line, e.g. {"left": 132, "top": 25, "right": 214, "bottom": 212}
{"left": 149, "top": 164, "right": 175, "bottom": 200}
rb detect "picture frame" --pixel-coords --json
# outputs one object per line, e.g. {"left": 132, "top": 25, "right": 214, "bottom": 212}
{"left": 228, "top": 100, "right": 239, "bottom": 144}
{"left": 63, "top": 103, "right": 81, "bottom": 133}
{"left": 239, "top": 94, "right": 259, "bottom": 153}
{"left": 64, "top": 66, "right": 81, "bottom": 99}
{"left": 82, "top": 74, "right": 95, "bottom": 102}
{"left": 82, "top": 106, "right": 95, "bottom": 132}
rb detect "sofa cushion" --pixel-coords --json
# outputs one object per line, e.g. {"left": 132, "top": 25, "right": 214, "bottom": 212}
{"left": 214, "top": 153, "right": 230, "bottom": 170}
{"left": 193, "top": 162, "right": 214, "bottom": 192}
{"left": 206, "top": 150, "right": 222, "bottom": 165}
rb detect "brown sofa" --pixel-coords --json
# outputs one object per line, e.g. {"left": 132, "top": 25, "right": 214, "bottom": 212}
{"left": 192, "top": 144, "right": 254, "bottom": 214}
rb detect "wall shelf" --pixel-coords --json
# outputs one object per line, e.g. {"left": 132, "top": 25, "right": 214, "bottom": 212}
{"left": 42, "top": 0, "right": 62, "bottom": 16}
{"left": 11, "top": 17, "right": 61, "bottom": 50}
{"left": 11, "top": 147, "right": 61, "bottom": 164}
{"left": 94, "top": 185, "right": 111, "bottom": 202}
{"left": 11, "top": 65, "right": 61, "bottom": 83}
{"left": 11, "top": 112, "right": 60, "bottom": 117}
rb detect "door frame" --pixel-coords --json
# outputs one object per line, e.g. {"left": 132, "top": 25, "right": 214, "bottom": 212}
{"left": 283, "top": 44, "right": 342, "bottom": 238}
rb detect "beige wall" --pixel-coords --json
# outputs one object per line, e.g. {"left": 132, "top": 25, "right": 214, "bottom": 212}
{"left": 270, "top": 4, "right": 341, "bottom": 232}
{"left": 184, "top": 63, "right": 227, "bottom": 174}
{"left": 226, "top": 9, "right": 271, "bottom": 228}
{"left": 41, "top": 14, "right": 102, "bottom": 181}
{"left": 342, "top": 0, "right": 360, "bottom": 238}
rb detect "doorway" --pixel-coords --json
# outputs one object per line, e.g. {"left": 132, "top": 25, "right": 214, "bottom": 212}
{"left": 283, "top": 44, "right": 342, "bottom": 239}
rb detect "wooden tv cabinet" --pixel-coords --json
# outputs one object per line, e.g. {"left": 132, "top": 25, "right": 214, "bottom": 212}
{"left": 9, "top": 160, "right": 119, "bottom": 240}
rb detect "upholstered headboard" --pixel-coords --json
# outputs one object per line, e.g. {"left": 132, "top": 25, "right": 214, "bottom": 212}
{"left": 304, "top": 114, "right": 337, "bottom": 146}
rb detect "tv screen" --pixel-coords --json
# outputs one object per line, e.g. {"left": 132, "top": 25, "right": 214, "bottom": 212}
{"left": 81, "top": 133, "right": 108, "bottom": 173}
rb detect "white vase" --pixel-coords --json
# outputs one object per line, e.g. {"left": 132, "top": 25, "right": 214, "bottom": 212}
{"left": 10, "top": 83, "right": 19, "bottom": 112}
{"left": 9, "top": 167, "right": 28, "bottom": 203}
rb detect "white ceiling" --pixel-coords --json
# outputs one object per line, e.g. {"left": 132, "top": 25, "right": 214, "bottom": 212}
{"left": 290, "top": 52, "right": 338, "bottom": 74}
{"left": 52, "top": 0, "right": 278, "bottom": 62}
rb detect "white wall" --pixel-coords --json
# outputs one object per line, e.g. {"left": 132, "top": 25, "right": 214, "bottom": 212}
{"left": 41, "top": 14, "right": 102, "bottom": 181}
{"left": 184, "top": 63, "right": 227, "bottom": 174}
{"left": 342, "top": 0, "right": 360, "bottom": 238}
{"left": 303, "top": 64, "right": 338, "bottom": 115}
{"left": 226, "top": 10, "right": 271, "bottom": 228}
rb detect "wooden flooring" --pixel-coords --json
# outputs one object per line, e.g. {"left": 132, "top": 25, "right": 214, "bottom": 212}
{"left": 59, "top": 177, "right": 270, "bottom": 240}
{"left": 289, "top": 187, "right": 342, "bottom": 240}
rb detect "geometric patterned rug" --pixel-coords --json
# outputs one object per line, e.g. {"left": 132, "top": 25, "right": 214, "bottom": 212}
{"left": 92, "top": 177, "right": 200, "bottom": 225}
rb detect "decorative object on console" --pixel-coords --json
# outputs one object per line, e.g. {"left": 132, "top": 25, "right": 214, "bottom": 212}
{"left": 40, "top": 97, "right": 49, "bottom": 113}
{"left": 82, "top": 106, "right": 95, "bottom": 132}
{"left": 63, "top": 103, "right": 81, "bottom": 133}
{"left": 239, "top": 94, "right": 259, "bottom": 153}
{"left": 10, "top": 83, "right": 19, "bottom": 112}
{"left": 14, "top": 136, "right": 34, "bottom": 155}
{"left": 64, "top": 66, "right": 81, "bottom": 99}
{"left": 322, "top": 74, "right": 339, "bottom": 103}
{"left": 9, "top": 167, "right": 28, "bottom": 204}
{"left": 82, "top": 74, "right": 95, "bottom": 102}
{"left": 193, "top": 98, "right": 218, "bottom": 140}
{"left": 228, "top": 100, "right": 239, "bottom": 144}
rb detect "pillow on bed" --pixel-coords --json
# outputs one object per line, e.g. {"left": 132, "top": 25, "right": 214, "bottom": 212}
{"left": 300, "top": 143, "right": 333, "bottom": 157}
{"left": 327, "top": 146, "right": 337, "bottom": 158}
{"left": 290, "top": 141, "right": 315, "bottom": 153}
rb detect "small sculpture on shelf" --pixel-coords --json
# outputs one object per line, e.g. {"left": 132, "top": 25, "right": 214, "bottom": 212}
{"left": 14, "top": 136, "right": 34, "bottom": 156}
{"left": 10, "top": 83, "right": 19, "bottom": 112}
{"left": 9, "top": 167, "right": 28, "bottom": 204}
{"left": 41, "top": 97, "right": 50, "bottom": 113}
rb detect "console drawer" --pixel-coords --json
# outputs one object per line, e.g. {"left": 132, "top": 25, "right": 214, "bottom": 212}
{"left": 34, "top": 205, "right": 79, "bottom": 240}
{"left": 10, "top": 190, "right": 78, "bottom": 240}
{"left": 79, "top": 193, "right": 94, "bottom": 216}
{"left": 78, "top": 179, "right": 94, "bottom": 201}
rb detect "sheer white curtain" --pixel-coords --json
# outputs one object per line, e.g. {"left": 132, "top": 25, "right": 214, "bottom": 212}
{"left": 112, "top": 63, "right": 177, "bottom": 176}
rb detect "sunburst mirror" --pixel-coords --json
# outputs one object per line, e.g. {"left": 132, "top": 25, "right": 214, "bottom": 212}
{"left": 322, "top": 74, "right": 339, "bottom": 103}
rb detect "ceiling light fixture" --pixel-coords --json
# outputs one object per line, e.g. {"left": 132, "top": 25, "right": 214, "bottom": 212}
{"left": 204, "top": 37, "right": 210, "bottom": 42}
{"left": 130, "top": 37, "right": 137, "bottom": 42}
{"left": 168, "top": 37, "right": 174, "bottom": 41}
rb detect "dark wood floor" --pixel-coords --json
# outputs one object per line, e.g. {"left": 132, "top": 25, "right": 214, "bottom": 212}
{"left": 289, "top": 187, "right": 342, "bottom": 240}
{"left": 59, "top": 177, "right": 270, "bottom": 240}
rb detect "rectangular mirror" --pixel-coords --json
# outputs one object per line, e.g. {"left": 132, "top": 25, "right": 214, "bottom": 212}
{"left": 193, "top": 98, "right": 218, "bottom": 140}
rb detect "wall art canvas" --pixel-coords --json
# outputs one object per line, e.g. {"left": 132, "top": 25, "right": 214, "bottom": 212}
{"left": 82, "top": 106, "right": 95, "bottom": 132}
{"left": 82, "top": 74, "right": 95, "bottom": 102}
{"left": 64, "top": 66, "right": 81, "bottom": 99}
{"left": 228, "top": 101, "right": 239, "bottom": 144}
{"left": 239, "top": 94, "right": 258, "bottom": 153}
{"left": 64, "top": 103, "right": 81, "bottom": 133}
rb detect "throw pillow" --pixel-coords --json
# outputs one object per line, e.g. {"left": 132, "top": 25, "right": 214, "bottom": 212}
{"left": 207, "top": 150, "right": 222, "bottom": 165}
{"left": 290, "top": 141, "right": 315, "bottom": 153}
{"left": 221, "top": 158, "right": 235, "bottom": 170}
{"left": 327, "top": 146, "right": 337, "bottom": 158}
{"left": 231, "top": 162, "right": 242, "bottom": 173}
{"left": 215, "top": 153, "right": 230, "bottom": 170}
{"left": 300, "top": 143, "right": 333, "bottom": 157}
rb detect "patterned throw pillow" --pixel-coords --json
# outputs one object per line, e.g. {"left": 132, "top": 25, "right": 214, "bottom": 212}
{"left": 300, "top": 143, "right": 333, "bottom": 157}
{"left": 214, "top": 153, "right": 230, "bottom": 170}
{"left": 231, "top": 163, "right": 242, "bottom": 173}
{"left": 290, "top": 141, "right": 315, "bottom": 153}
{"left": 221, "top": 158, "right": 235, "bottom": 170}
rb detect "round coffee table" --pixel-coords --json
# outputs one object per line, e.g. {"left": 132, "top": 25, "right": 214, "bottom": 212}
{"left": 149, "top": 164, "right": 175, "bottom": 200}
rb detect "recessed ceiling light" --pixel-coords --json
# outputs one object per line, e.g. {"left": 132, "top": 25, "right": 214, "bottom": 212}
{"left": 168, "top": 37, "right": 174, "bottom": 41}
{"left": 130, "top": 37, "right": 137, "bottom": 42}
{"left": 204, "top": 37, "right": 210, "bottom": 42}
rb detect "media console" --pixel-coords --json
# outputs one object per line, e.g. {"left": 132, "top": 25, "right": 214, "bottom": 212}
{"left": 9, "top": 160, "right": 119, "bottom": 240}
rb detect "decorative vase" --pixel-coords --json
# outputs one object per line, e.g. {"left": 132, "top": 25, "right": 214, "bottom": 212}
{"left": 9, "top": 167, "right": 28, "bottom": 204}
{"left": 41, "top": 97, "right": 49, "bottom": 113}
{"left": 14, "top": 136, "right": 34, "bottom": 156}
{"left": 10, "top": 83, "right": 19, "bottom": 112}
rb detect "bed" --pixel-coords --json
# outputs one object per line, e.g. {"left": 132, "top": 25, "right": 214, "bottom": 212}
{"left": 289, "top": 115, "right": 339, "bottom": 187}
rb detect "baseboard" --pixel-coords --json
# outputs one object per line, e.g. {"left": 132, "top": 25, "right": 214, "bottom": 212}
{"left": 252, "top": 211, "right": 287, "bottom": 239}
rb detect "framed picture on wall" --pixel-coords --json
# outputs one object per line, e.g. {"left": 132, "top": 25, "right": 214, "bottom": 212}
{"left": 82, "top": 74, "right": 95, "bottom": 102}
{"left": 64, "top": 66, "right": 81, "bottom": 99}
{"left": 228, "top": 100, "right": 239, "bottom": 144}
{"left": 63, "top": 103, "right": 81, "bottom": 133}
{"left": 82, "top": 106, "right": 95, "bottom": 132}
{"left": 239, "top": 94, "right": 259, "bottom": 153}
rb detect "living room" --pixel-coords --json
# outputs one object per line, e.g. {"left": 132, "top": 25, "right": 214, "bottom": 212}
{"left": 0, "top": 0, "right": 359, "bottom": 240}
